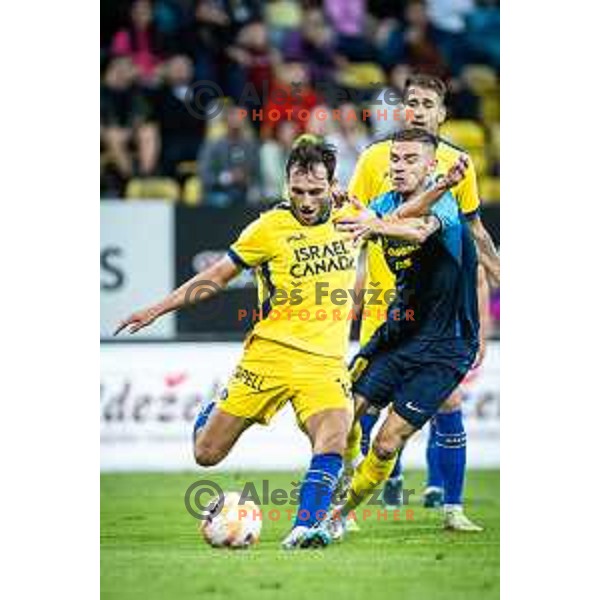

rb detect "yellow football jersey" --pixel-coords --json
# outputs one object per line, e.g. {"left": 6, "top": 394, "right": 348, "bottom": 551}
{"left": 228, "top": 204, "right": 361, "bottom": 359}
{"left": 348, "top": 138, "right": 481, "bottom": 345}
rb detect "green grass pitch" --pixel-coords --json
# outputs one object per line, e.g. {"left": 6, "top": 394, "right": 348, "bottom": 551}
{"left": 101, "top": 470, "right": 499, "bottom": 600}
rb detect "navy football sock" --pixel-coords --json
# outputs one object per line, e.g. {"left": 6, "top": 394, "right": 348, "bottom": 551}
{"left": 389, "top": 451, "right": 403, "bottom": 481}
{"left": 294, "top": 453, "right": 343, "bottom": 527}
{"left": 359, "top": 413, "right": 378, "bottom": 456}
{"left": 426, "top": 419, "right": 444, "bottom": 488}
{"left": 435, "top": 410, "right": 467, "bottom": 505}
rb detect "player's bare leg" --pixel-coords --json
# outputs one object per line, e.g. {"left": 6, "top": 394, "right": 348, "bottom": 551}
{"left": 305, "top": 407, "right": 353, "bottom": 456}
{"left": 436, "top": 392, "right": 483, "bottom": 532}
{"left": 344, "top": 408, "right": 416, "bottom": 513}
{"left": 194, "top": 408, "right": 250, "bottom": 467}
{"left": 282, "top": 407, "right": 352, "bottom": 549}
{"left": 325, "top": 400, "right": 417, "bottom": 541}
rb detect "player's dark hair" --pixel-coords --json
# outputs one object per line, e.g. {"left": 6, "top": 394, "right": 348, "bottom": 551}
{"left": 286, "top": 139, "right": 337, "bottom": 183}
{"left": 391, "top": 128, "right": 439, "bottom": 149}
{"left": 403, "top": 74, "right": 447, "bottom": 103}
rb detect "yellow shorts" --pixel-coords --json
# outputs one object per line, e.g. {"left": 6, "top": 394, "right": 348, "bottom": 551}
{"left": 219, "top": 336, "right": 353, "bottom": 426}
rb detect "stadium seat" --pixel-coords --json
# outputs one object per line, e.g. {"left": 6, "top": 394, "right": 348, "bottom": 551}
{"left": 266, "top": 0, "right": 302, "bottom": 28}
{"left": 489, "top": 122, "right": 500, "bottom": 164}
{"left": 462, "top": 65, "right": 499, "bottom": 97}
{"left": 481, "top": 95, "right": 500, "bottom": 126}
{"left": 480, "top": 177, "right": 500, "bottom": 204}
{"left": 182, "top": 176, "right": 203, "bottom": 206}
{"left": 336, "top": 63, "right": 386, "bottom": 89}
{"left": 440, "top": 120, "right": 488, "bottom": 176}
{"left": 176, "top": 160, "right": 197, "bottom": 177}
{"left": 440, "top": 120, "right": 486, "bottom": 150}
{"left": 468, "top": 148, "right": 488, "bottom": 179}
{"left": 125, "top": 177, "right": 180, "bottom": 201}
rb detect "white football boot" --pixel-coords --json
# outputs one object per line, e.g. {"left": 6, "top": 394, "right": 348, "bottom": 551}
{"left": 443, "top": 505, "right": 484, "bottom": 532}
{"left": 321, "top": 507, "right": 348, "bottom": 541}
{"left": 281, "top": 525, "right": 332, "bottom": 549}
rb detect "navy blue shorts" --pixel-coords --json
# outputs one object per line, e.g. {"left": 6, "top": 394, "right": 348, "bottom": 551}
{"left": 352, "top": 339, "right": 476, "bottom": 429}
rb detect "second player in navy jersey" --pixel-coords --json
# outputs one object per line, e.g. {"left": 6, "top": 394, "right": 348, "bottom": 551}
{"left": 325, "top": 129, "right": 481, "bottom": 539}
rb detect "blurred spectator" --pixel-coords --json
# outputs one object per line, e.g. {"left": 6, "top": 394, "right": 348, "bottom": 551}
{"left": 282, "top": 7, "right": 339, "bottom": 84}
{"left": 402, "top": 0, "right": 448, "bottom": 78}
{"left": 174, "top": 1, "right": 262, "bottom": 102}
{"left": 236, "top": 21, "right": 279, "bottom": 114}
{"left": 306, "top": 105, "right": 334, "bottom": 138}
{"left": 198, "top": 105, "right": 260, "bottom": 207}
{"left": 260, "top": 121, "right": 299, "bottom": 200}
{"left": 427, "top": 0, "right": 474, "bottom": 75}
{"left": 325, "top": 0, "right": 375, "bottom": 62}
{"left": 111, "top": 0, "right": 165, "bottom": 84}
{"left": 465, "top": 1, "right": 500, "bottom": 71}
{"left": 101, "top": 57, "right": 160, "bottom": 189}
{"left": 153, "top": 55, "right": 205, "bottom": 177}
{"left": 152, "top": 0, "right": 187, "bottom": 35}
{"left": 326, "top": 103, "right": 371, "bottom": 189}
{"left": 265, "top": 0, "right": 303, "bottom": 49}
{"left": 368, "top": 0, "right": 406, "bottom": 19}
{"left": 325, "top": 0, "right": 365, "bottom": 39}
{"left": 373, "top": 16, "right": 404, "bottom": 70}
{"left": 445, "top": 69, "right": 481, "bottom": 121}
{"left": 100, "top": 0, "right": 499, "bottom": 202}
{"left": 261, "top": 62, "right": 321, "bottom": 139}
{"left": 427, "top": 0, "right": 474, "bottom": 32}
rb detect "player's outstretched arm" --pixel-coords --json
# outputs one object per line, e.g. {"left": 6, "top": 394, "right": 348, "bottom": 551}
{"left": 469, "top": 216, "right": 500, "bottom": 288}
{"left": 336, "top": 212, "right": 439, "bottom": 245}
{"left": 334, "top": 196, "right": 440, "bottom": 245}
{"left": 376, "top": 215, "right": 440, "bottom": 244}
{"left": 473, "top": 264, "right": 490, "bottom": 368}
{"left": 391, "top": 155, "right": 469, "bottom": 220}
{"left": 114, "top": 255, "right": 241, "bottom": 335}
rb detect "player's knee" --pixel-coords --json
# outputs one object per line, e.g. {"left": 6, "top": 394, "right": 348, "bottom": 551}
{"left": 313, "top": 428, "right": 347, "bottom": 455}
{"left": 439, "top": 390, "right": 462, "bottom": 413}
{"left": 373, "top": 438, "right": 398, "bottom": 462}
{"left": 194, "top": 438, "right": 225, "bottom": 467}
{"left": 374, "top": 420, "right": 414, "bottom": 459}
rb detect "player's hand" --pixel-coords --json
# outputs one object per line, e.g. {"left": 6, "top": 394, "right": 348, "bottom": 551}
{"left": 436, "top": 154, "right": 469, "bottom": 191}
{"left": 330, "top": 179, "right": 348, "bottom": 208}
{"left": 334, "top": 196, "right": 370, "bottom": 223}
{"left": 114, "top": 307, "right": 161, "bottom": 336}
{"left": 335, "top": 217, "right": 371, "bottom": 239}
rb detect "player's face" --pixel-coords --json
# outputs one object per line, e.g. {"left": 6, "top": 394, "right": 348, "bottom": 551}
{"left": 288, "top": 163, "right": 332, "bottom": 226}
{"left": 404, "top": 86, "right": 446, "bottom": 134}
{"left": 390, "top": 141, "right": 436, "bottom": 195}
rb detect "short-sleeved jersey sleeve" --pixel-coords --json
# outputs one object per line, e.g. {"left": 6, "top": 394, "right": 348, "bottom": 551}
{"left": 369, "top": 192, "right": 397, "bottom": 218}
{"left": 431, "top": 191, "right": 463, "bottom": 262}
{"left": 431, "top": 191, "right": 460, "bottom": 231}
{"left": 454, "top": 156, "right": 480, "bottom": 219}
{"left": 227, "top": 216, "right": 274, "bottom": 269}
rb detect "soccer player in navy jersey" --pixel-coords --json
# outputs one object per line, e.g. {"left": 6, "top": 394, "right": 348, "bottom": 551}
{"left": 328, "top": 129, "right": 482, "bottom": 537}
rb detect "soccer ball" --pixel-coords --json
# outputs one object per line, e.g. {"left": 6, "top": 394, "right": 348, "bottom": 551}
{"left": 199, "top": 491, "right": 262, "bottom": 548}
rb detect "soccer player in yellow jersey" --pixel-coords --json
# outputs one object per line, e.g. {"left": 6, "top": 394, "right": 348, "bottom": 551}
{"left": 115, "top": 141, "right": 361, "bottom": 549}
{"left": 347, "top": 74, "right": 497, "bottom": 530}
